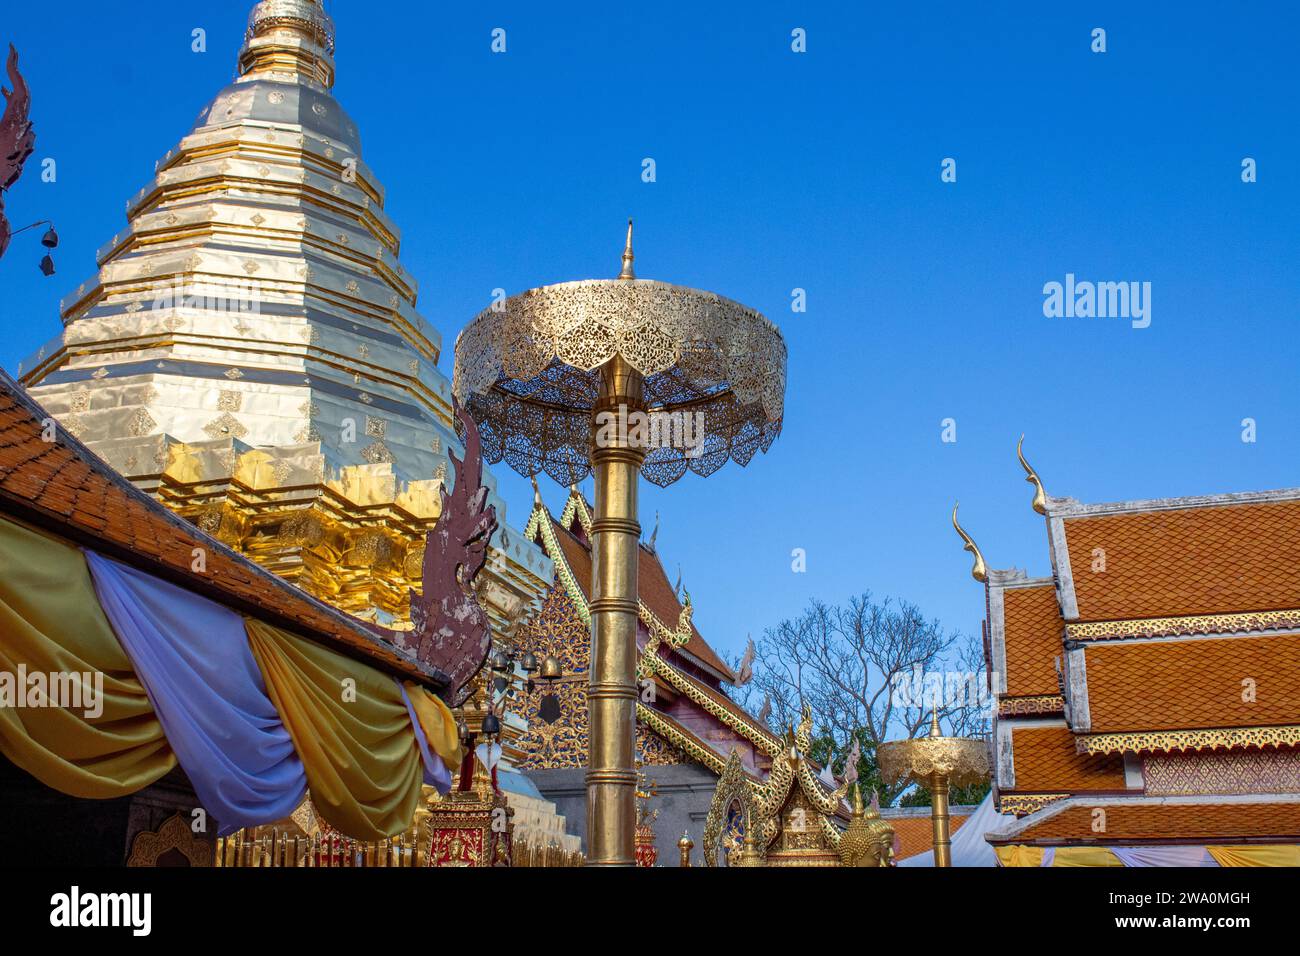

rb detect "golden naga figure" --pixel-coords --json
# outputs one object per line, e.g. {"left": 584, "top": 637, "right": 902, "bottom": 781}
{"left": 837, "top": 785, "right": 896, "bottom": 867}
{"left": 702, "top": 705, "right": 879, "bottom": 868}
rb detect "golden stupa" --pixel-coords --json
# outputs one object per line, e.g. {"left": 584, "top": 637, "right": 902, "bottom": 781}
{"left": 18, "top": 0, "right": 551, "bottom": 631}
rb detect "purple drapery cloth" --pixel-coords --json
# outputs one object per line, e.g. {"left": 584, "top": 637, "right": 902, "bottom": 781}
{"left": 85, "top": 551, "right": 307, "bottom": 834}
{"left": 397, "top": 681, "right": 453, "bottom": 794}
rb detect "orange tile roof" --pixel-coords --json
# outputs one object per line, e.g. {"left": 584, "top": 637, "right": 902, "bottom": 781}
{"left": 1009, "top": 726, "right": 1126, "bottom": 792}
{"left": 549, "top": 518, "right": 734, "bottom": 681}
{"left": 1003, "top": 585, "right": 1063, "bottom": 697}
{"left": 891, "top": 812, "right": 971, "bottom": 861}
{"left": 1064, "top": 501, "right": 1300, "bottom": 622}
{"left": 994, "top": 800, "right": 1300, "bottom": 845}
{"left": 0, "top": 370, "right": 447, "bottom": 688}
{"left": 1084, "top": 633, "right": 1300, "bottom": 733}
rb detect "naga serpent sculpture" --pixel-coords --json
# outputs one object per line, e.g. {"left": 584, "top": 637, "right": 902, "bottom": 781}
{"left": 0, "top": 44, "right": 36, "bottom": 261}
{"left": 371, "top": 401, "right": 498, "bottom": 707}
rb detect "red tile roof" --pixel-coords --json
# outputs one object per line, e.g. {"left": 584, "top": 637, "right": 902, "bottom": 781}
{"left": 1064, "top": 500, "right": 1300, "bottom": 622}
{"left": 891, "top": 812, "right": 972, "bottom": 861}
{"left": 0, "top": 370, "right": 447, "bottom": 688}
{"left": 1003, "top": 584, "right": 1063, "bottom": 697}
{"left": 1008, "top": 726, "right": 1126, "bottom": 792}
{"left": 992, "top": 800, "right": 1300, "bottom": 845}
{"left": 1084, "top": 633, "right": 1300, "bottom": 733}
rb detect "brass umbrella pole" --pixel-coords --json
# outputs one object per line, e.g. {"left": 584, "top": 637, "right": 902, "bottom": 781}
{"left": 452, "top": 221, "right": 787, "bottom": 865}
{"left": 877, "top": 711, "right": 989, "bottom": 868}
{"left": 586, "top": 353, "right": 645, "bottom": 863}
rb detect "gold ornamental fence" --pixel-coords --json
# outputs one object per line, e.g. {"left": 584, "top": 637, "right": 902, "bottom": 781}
{"left": 215, "top": 828, "right": 584, "bottom": 868}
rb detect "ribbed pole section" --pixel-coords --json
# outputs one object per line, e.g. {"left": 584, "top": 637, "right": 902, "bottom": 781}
{"left": 930, "top": 771, "right": 952, "bottom": 867}
{"left": 585, "top": 355, "right": 644, "bottom": 866}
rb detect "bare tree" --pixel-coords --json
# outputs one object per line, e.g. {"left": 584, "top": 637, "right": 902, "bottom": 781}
{"left": 728, "top": 592, "right": 988, "bottom": 803}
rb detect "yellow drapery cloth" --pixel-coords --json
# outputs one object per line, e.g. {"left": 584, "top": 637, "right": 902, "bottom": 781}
{"left": 1051, "top": 846, "right": 1124, "bottom": 867}
{"left": 995, "top": 845, "right": 1045, "bottom": 867}
{"left": 1206, "top": 845, "right": 1300, "bottom": 867}
{"left": 0, "top": 517, "right": 174, "bottom": 797}
{"left": 402, "top": 680, "right": 463, "bottom": 771}
{"left": 244, "top": 618, "right": 423, "bottom": 841}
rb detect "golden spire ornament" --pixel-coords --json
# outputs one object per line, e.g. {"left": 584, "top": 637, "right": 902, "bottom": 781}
{"left": 678, "top": 831, "right": 694, "bottom": 867}
{"left": 951, "top": 503, "right": 988, "bottom": 583}
{"left": 1017, "top": 434, "right": 1048, "bottom": 515}
{"left": 619, "top": 218, "right": 636, "bottom": 280}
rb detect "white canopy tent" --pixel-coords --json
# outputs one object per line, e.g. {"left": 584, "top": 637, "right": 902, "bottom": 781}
{"left": 897, "top": 791, "right": 1015, "bottom": 867}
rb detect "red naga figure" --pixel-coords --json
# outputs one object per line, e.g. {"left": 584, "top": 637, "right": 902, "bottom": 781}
{"left": 0, "top": 44, "right": 37, "bottom": 261}
{"left": 374, "top": 401, "right": 499, "bottom": 706}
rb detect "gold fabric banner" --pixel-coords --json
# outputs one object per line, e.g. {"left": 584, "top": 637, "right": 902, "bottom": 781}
{"left": 0, "top": 517, "right": 175, "bottom": 797}
{"left": 1050, "top": 846, "right": 1123, "bottom": 867}
{"left": 244, "top": 618, "right": 423, "bottom": 840}
{"left": 995, "top": 845, "right": 1045, "bottom": 867}
{"left": 403, "top": 680, "right": 463, "bottom": 771}
{"left": 1207, "top": 845, "right": 1300, "bottom": 867}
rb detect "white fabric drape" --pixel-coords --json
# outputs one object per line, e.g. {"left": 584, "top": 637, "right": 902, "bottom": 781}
{"left": 1111, "top": 846, "right": 1218, "bottom": 867}
{"left": 898, "top": 791, "right": 1016, "bottom": 867}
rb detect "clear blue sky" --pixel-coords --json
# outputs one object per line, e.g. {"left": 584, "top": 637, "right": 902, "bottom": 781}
{"left": 2, "top": 2, "right": 1296, "bottom": 663}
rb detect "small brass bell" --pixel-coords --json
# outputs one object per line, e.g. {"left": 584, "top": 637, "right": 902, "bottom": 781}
{"left": 539, "top": 655, "right": 562, "bottom": 681}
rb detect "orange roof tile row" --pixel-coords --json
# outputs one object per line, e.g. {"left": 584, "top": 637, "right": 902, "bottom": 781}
{"left": 891, "top": 812, "right": 972, "bottom": 861}
{"left": 1064, "top": 500, "right": 1300, "bottom": 622}
{"left": 1009, "top": 726, "right": 1126, "bottom": 792}
{"left": 0, "top": 371, "right": 446, "bottom": 688}
{"left": 1084, "top": 633, "right": 1300, "bottom": 733}
{"left": 1002, "top": 584, "right": 1064, "bottom": 697}
{"left": 993, "top": 800, "right": 1300, "bottom": 844}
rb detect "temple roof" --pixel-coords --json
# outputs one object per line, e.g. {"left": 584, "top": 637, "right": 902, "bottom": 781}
{"left": 1057, "top": 492, "right": 1300, "bottom": 623}
{"left": 541, "top": 494, "right": 734, "bottom": 683}
{"left": 1002, "top": 583, "right": 1062, "bottom": 698}
{"left": 1081, "top": 632, "right": 1300, "bottom": 734}
{"left": 987, "top": 796, "right": 1300, "bottom": 846}
{"left": 1003, "top": 725, "right": 1125, "bottom": 793}
{"left": 0, "top": 369, "right": 446, "bottom": 688}
{"left": 521, "top": 488, "right": 785, "bottom": 776}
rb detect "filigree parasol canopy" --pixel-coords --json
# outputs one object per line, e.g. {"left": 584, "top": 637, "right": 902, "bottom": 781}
{"left": 451, "top": 226, "right": 787, "bottom": 487}
{"left": 877, "top": 734, "right": 990, "bottom": 790}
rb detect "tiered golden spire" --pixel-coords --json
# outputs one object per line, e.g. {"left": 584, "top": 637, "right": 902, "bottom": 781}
{"left": 239, "top": 0, "right": 337, "bottom": 88}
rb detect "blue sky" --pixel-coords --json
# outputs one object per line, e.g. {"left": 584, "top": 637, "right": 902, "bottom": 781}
{"left": 2, "top": 1, "right": 1296, "bottom": 664}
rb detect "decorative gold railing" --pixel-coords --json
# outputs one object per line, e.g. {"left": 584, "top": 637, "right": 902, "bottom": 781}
{"left": 511, "top": 838, "right": 585, "bottom": 867}
{"left": 215, "top": 827, "right": 424, "bottom": 867}
{"left": 215, "top": 827, "right": 584, "bottom": 867}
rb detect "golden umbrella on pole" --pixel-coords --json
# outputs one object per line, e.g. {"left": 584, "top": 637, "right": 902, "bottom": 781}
{"left": 877, "top": 712, "right": 989, "bottom": 867}
{"left": 452, "top": 222, "right": 786, "bottom": 865}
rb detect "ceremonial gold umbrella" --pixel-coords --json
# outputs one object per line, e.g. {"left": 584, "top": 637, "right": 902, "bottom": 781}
{"left": 878, "top": 712, "right": 989, "bottom": 867}
{"left": 452, "top": 223, "right": 786, "bottom": 865}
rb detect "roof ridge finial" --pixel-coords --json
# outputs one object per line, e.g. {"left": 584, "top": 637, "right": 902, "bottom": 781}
{"left": 929, "top": 708, "right": 942, "bottom": 737}
{"left": 1017, "top": 434, "right": 1048, "bottom": 515}
{"left": 618, "top": 218, "right": 635, "bottom": 280}
{"left": 531, "top": 474, "right": 543, "bottom": 509}
{"left": 951, "top": 502, "right": 988, "bottom": 583}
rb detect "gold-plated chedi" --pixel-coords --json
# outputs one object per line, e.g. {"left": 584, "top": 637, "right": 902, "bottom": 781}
{"left": 18, "top": 0, "right": 550, "bottom": 633}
